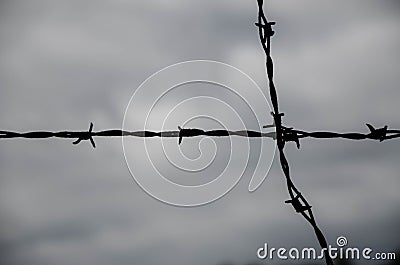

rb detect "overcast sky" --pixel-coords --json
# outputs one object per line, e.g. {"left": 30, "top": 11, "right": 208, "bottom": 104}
{"left": 0, "top": 1, "right": 399, "bottom": 265}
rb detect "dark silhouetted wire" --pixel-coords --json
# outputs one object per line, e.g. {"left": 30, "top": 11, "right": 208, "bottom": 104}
{"left": 2, "top": 123, "right": 397, "bottom": 148}
{"left": 0, "top": 124, "right": 277, "bottom": 148}
{"left": 256, "top": 0, "right": 333, "bottom": 264}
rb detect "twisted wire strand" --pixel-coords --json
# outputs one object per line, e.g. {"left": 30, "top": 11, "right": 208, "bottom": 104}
{"left": 256, "top": 0, "right": 333, "bottom": 264}
{"left": 0, "top": 125, "right": 277, "bottom": 148}
{"left": 1, "top": 125, "right": 398, "bottom": 146}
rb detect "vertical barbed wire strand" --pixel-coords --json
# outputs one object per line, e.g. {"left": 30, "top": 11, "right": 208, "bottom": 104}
{"left": 255, "top": 0, "right": 334, "bottom": 264}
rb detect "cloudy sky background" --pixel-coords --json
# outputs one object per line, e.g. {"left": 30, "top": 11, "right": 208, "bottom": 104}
{"left": 0, "top": 1, "right": 399, "bottom": 265}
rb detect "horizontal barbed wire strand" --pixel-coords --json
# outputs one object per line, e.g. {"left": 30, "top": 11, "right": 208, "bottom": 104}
{"left": 1, "top": 125, "right": 399, "bottom": 144}
{"left": 0, "top": 124, "right": 277, "bottom": 148}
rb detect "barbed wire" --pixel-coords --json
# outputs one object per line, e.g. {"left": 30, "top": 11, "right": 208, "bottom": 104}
{"left": 256, "top": 0, "right": 397, "bottom": 264}
{"left": 1, "top": 123, "right": 399, "bottom": 148}
{"left": 0, "top": 124, "right": 277, "bottom": 148}
{"left": 0, "top": 1, "right": 398, "bottom": 264}
{"left": 256, "top": 0, "right": 328, "bottom": 264}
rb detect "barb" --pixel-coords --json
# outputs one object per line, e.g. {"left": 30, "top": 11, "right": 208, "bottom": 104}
{"left": 72, "top": 122, "right": 96, "bottom": 148}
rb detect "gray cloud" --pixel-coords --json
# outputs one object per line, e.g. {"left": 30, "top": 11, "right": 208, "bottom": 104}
{"left": 0, "top": 1, "right": 399, "bottom": 265}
